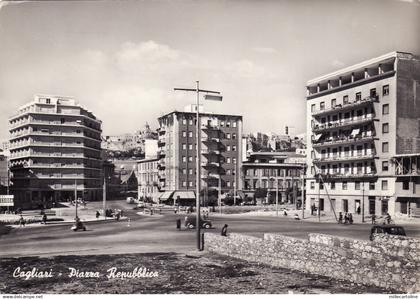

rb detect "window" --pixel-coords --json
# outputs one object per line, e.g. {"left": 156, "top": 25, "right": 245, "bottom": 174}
{"left": 382, "top": 104, "right": 389, "bottom": 115}
{"left": 189, "top": 169, "right": 193, "bottom": 175}
{"left": 330, "top": 182, "right": 335, "bottom": 190}
{"left": 226, "top": 133, "right": 231, "bottom": 139}
{"left": 182, "top": 168, "right": 187, "bottom": 174}
{"left": 227, "top": 181, "right": 231, "bottom": 187}
{"left": 232, "top": 133, "right": 237, "bottom": 140}
{"left": 311, "top": 104, "right": 316, "bottom": 112}
{"left": 189, "top": 119, "right": 193, "bottom": 125}
{"left": 182, "top": 131, "right": 186, "bottom": 137}
{"left": 188, "top": 144, "right": 193, "bottom": 150}
{"left": 356, "top": 92, "right": 361, "bottom": 101}
{"left": 355, "top": 181, "right": 361, "bottom": 190}
{"left": 382, "top": 123, "right": 389, "bottom": 134}
{"left": 383, "top": 85, "right": 389, "bottom": 96}
{"left": 189, "top": 181, "right": 193, "bottom": 187}
{"left": 342, "top": 181, "right": 348, "bottom": 190}
{"left": 226, "top": 121, "right": 231, "bottom": 128}
{"left": 46, "top": 98, "right": 51, "bottom": 104}
{"left": 319, "top": 182, "right": 324, "bottom": 190}
{"left": 182, "top": 156, "right": 186, "bottom": 162}
{"left": 382, "top": 142, "right": 389, "bottom": 153}
{"left": 220, "top": 121, "right": 225, "bottom": 127}
{"left": 233, "top": 121, "right": 237, "bottom": 128}
{"left": 182, "top": 181, "right": 187, "bottom": 187}
{"left": 233, "top": 158, "right": 237, "bottom": 164}
{"left": 232, "top": 145, "right": 237, "bottom": 151}
{"left": 382, "top": 161, "right": 389, "bottom": 171}
{"left": 320, "top": 102, "right": 325, "bottom": 111}
{"left": 227, "top": 145, "right": 231, "bottom": 151}
{"left": 403, "top": 181, "right": 410, "bottom": 190}
{"left": 227, "top": 158, "right": 231, "bottom": 163}
{"left": 182, "top": 143, "right": 186, "bottom": 150}
{"left": 331, "top": 99, "right": 336, "bottom": 107}
{"left": 370, "top": 88, "right": 377, "bottom": 97}
{"left": 188, "top": 131, "right": 193, "bottom": 138}
{"left": 381, "top": 180, "right": 388, "bottom": 190}
{"left": 369, "top": 182, "right": 375, "bottom": 190}
{"left": 188, "top": 156, "right": 193, "bottom": 162}
{"left": 182, "top": 118, "right": 187, "bottom": 125}
{"left": 310, "top": 182, "right": 315, "bottom": 189}
{"left": 343, "top": 95, "right": 349, "bottom": 104}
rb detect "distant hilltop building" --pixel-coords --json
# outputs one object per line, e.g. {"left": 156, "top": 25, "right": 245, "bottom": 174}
{"left": 8, "top": 95, "right": 102, "bottom": 209}
{"left": 102, "top": 123, "right": 157, "bottom": 153}
{"left": 245, "top": 132, "right": 306, "bottom": 152}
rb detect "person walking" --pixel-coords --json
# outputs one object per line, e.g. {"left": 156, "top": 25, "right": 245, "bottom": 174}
{"left": 338, "top": 212, "right": 343, "bottom": 224}
{"left": 221, "top": 224, "right": 228, "bottom": 236}
{"left": 176, "top": 219, "right": 181, "bottom": 230}
{"left": 42, "top": 213, "right": 47, "bottom": 224}
{"left": 371, "top": 213, "right": 376, "bottom": 224}
{"left": 356, "top": 206, "right": 361, "bottom": 215}
{"left": 348, "top": 213, "right": 353, "bottom": 224}
{"left": 95, "top": 210, "right": 100, "bottom": 219}
{"left": 19, "top": 215, "right": 25, "bottom": 227}
{"left": 344, "top": 212, "right": 349, "bottom": 224}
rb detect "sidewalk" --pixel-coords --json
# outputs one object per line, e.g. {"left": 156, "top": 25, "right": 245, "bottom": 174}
{"left": 221, "top": 208, "right": 420, "bottom": 225}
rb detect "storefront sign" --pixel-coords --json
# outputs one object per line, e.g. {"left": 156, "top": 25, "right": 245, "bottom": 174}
{"left": 0, "top": 195, "right": 14, "bottom": 206}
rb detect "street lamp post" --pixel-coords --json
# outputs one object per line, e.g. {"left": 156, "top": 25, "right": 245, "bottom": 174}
{"left": 74, "top": 179, "right": 78, "bottom": 220}
{"left": 174, "top": 82, "right": 221, "bottom": 251}
{"left": 362, "top": 182, "right": 365, "bottom": 223}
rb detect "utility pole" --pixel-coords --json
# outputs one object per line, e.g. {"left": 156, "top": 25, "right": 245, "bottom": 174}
{"left": 301, "top": 165, "right": 305, "bottom": 220}
{"left": 74, "top": 179, "right": 78, "bottom": 220}
{"left": 362, "top": 181, "right": 365, "bottom": 223}
{"left": 276, "top": 175, "right": 279, "bottom": 217}
{"left": 233, "top": 158, "right": 237, "bottom": 206}
{"left": 174, "top": 82, "right": 221, "bottom": 251}
{"left": 103, "top": 174, "right": 107, "bottom": 219}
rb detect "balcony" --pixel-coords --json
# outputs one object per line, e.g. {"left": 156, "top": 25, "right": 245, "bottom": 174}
{"left": 157, "top": 162, "right": 166, "bottom": 170}
{"left": 316, "top": 172, "right": 377, "bottom": 181}
{"left": 312, "top": 96, "right": 378, "bottom": 117}
{"left": 312, "top": 115, "right": 375, "bottom": 133}
{"left": 201, "top": 149, "right": 221, "bottom": 156}
{"left": 158, "top": 138, "right": 166, "bottom": 146}
{"left": 313, "top": 153, "right": 376, "bottom": 164}
{"left": 201, "top": 161, "right": 220, "bottom": 168}
{"left": 158, "top": 149, "right": 166, "bottom": 157}
{"left": 201, "top": 124, "right": 220, "bottom": 131}
{"left": 157, "top": 127, "right": 166, "bottom": 135}
{"left": 202, "top": 137, "right": 221, "bottom": 144}
{"left": 312, "top": 134, "right": 375, "bottom": 148}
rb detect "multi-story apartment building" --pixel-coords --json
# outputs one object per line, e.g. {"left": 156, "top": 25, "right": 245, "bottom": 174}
{"left": 242, "top": 152, "right": 305, "bottom": 204}
{"left": 9, "top": 95, "right": 103, "bottom": 209}
{"left": 137, "top": 157, "right": 160, "bottom": 202}
{"left": 306, "top": 52, "right": 420, "bottom": 217}
{"left": 157, "top": 105, "right": 243, "bottom": 204}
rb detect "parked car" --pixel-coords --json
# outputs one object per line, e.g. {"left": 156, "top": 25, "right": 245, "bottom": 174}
{"left": 185, "top": 216, "right": 212, "bottom": 229}
{"left": 369, "top": 224, "right": 406, "bottom": 241}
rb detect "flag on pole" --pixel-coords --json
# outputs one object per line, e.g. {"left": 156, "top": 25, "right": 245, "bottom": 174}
{"left": 204, "top": 94, "right": 223, "bottom": 101}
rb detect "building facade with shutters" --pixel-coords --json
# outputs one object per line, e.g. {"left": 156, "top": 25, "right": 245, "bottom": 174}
{"left": 9, "top": 95, "right": 103, "bottom": 209}
{"left": 156, "top": 105, "right": 243, "bottom": 204}
{"left": 305, "top": 51, "right": 420, "bottom": 217}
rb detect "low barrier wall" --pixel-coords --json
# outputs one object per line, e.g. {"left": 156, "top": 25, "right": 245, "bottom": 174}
{"left": 205, "top": 232, "right": 420, "bottom": 293}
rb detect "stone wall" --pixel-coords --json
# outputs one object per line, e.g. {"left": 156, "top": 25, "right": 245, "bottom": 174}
{"left": 205, "top": 232, "right": 420, "bottom": 293}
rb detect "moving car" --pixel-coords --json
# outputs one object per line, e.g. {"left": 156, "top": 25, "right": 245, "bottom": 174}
{"left": 185, "top": 216, "right": 212, "bottom": 229}
{"left": 369, "top": 224, "right": 406, "bottom": 241}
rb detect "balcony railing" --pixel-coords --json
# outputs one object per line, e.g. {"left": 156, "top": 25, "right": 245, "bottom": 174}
{"left": 312, "top": 95, "right": 378, "bottom": 117}
{"left": 312, "top": 135, "right": 375, "bottom": 148}
{"left": 313, "top": 153, "right": 376, "bottom": 163}
{"left": 316, "top": 172, "right": 377, "bottom": 181}
{"left": 312, "top": 115, "right": 375, "bottom": 133}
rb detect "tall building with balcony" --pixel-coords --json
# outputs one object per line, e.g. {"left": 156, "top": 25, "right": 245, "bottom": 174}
{"left": 306, "top": 52, "right": 420, "bottom": 217}
{"left": 157, "top": 105, "right": 243, "bottom": 205}
{"left": 9, "top": 95, "right": 103, "bottom": 209}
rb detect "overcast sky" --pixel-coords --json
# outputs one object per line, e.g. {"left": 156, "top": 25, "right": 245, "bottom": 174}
{"left": 0, "top": 0, "right": 419, "bottom": 141}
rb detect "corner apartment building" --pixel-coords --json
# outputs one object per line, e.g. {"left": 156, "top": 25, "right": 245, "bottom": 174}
{"left": 9, "top": 95, "right": 103, "bottom": 209}
{"left": 306, "top": 52, "right": 420, "bottom": 217}
{"left": 157, "top": 105, "right": 243, "bottom": 204}
{"left": 242, "top": 151, "right": 305, "bottom": 204}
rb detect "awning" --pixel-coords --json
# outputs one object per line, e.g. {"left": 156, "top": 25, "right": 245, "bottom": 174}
{"left": 172, "top": 191, "right": 196, "bottom": 200}
{"left": 314, "top": 134, "right": 322, "bottom": 141}
{"left": 159, "top": 191, "right": 174, "bottom": 200}
{"left": 351, "top": 128, "right": 360, "bottom": 137}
